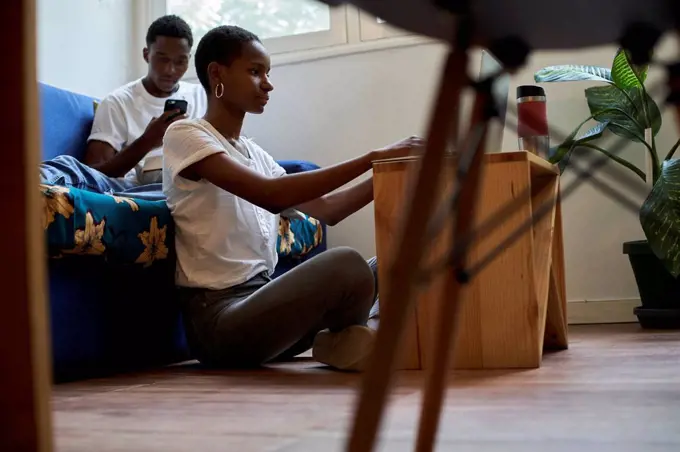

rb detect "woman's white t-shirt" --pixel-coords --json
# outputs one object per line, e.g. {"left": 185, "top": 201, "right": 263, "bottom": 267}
{"left": 162, "top": 118, "right": 287, "bottom": 290}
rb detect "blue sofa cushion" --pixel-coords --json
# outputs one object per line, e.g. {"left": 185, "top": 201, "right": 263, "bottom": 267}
{"left": 40, "top": 84, "right": 96, "bottom": 161}
{"left": 277, "top": 159, "right": 321, "bottom": 174}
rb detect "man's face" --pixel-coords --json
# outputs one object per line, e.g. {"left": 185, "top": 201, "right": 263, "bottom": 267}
{"left": 219, "top": 40, "right": 273, "bottom": 114}
{"left": 144, "top": 36, "right": 191, "bottom": 94}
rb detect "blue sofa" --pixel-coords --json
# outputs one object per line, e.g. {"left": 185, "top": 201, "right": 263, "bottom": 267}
{"left": 39, "top": 83, "right": 327, "bottom": 382}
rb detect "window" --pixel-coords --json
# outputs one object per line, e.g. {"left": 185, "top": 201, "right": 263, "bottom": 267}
{"left": 161, "top": 0, "right": 347, "bottom": 55}
{"left": 168, "top": 0, "right": 332, "bottom": 40}
{"left": 139, "top": 0, "right": 431, "bottom": 75}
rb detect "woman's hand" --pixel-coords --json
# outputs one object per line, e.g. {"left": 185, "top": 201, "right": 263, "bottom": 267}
{"left": 371, "top": 136, "right": 426, "bottom": 161}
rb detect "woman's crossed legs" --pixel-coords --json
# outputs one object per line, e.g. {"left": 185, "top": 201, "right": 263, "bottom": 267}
{"left": 179, "top": 247, "right": 380, "bottom": 370}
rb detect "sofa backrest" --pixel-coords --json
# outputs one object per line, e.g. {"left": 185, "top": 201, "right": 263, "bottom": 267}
{"left": 39, "top": 83, "right": 97, "bottom": 161}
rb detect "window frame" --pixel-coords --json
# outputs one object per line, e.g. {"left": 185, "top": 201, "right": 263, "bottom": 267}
{"left": 358, "top": 12, "right": 410, "bottom": 42}
{"left": 136, "top": 0, "right": 434, "bottom": 77}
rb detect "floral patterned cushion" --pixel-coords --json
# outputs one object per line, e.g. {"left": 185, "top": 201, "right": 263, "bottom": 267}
{"left": 41, "top": 184, "right": 172, "bottom": 267}
{"left": 277, "top": 213, "right": 324, "bottom": 258}
{"left": 40, "top": 184, "right": 323, "bottom": 267}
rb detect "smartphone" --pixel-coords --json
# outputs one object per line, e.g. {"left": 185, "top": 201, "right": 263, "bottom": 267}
{"left": 164, "top": 99, "right": 188, "bottom": 120}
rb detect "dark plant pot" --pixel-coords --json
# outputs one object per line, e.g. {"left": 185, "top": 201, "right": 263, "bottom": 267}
{"left": 623, "top": 240, "right": 680, "bottom": 329}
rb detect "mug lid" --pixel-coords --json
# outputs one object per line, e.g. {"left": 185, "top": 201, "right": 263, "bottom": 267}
{"left": 517, "top": 85, "right": 545, "bottom": 98}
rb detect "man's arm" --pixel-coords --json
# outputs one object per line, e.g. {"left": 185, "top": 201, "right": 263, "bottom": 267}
{"left": 85, "top": 97, "right": 184, "bottom": 178}
{"left": 84, "top": 135, "right": 156, "bottom": 178}
{"left": 294, "top": 177, "right": 374, "bottom": 226}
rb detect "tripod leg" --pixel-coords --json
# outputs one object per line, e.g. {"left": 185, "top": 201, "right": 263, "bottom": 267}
{"left": 414, "top": 82, "right": 494, "bottom": 452}
{"left": 666, "top": 20, "right": 680, "bottom": 132}
{"left": 345, "top": 44, "right": 471, "bottom": 452}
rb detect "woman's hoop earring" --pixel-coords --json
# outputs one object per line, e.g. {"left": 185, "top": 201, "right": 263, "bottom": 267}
{"left": 215, "top": 82, "right": 224, "bottom": 99}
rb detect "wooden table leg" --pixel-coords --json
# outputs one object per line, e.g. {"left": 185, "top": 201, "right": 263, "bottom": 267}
{"left": 0, "top": 0, "right": 53, "bottom": 451}
{"left": 345, "top": 44, "right": 471, "bottom": 452}
{"left": 414, "top": 82, "right": 493, "bottom": 452}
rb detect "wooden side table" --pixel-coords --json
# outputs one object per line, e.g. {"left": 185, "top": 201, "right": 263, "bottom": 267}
{"left": 373, "top": 151, "right": 569, "bottom": 370}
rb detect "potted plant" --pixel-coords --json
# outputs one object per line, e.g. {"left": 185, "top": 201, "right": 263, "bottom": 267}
{"left": 534, "top": 48, "right": 680, "bottom": 328}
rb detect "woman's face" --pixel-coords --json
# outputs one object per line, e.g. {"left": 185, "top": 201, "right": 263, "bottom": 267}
{"left": 216, "top": 40, "right": 273, "bottom": 114}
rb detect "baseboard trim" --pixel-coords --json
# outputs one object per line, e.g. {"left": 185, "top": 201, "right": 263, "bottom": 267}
{"left": 567, "top": 299, "right": 640, "bottom": 324}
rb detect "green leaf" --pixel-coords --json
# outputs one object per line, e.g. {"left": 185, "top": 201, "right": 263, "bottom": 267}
{"left": 549, "top": 120, "right": 608, "bottom": 173}
{"left": 585, "top": 85, "right": 662, "bottom": 142}
{"left": 666, "top": 138, "right": 680, "bottom": 161}
{"left": 576, "top": 121, "right": 609, "bottom": 142}
{"left": 534, "top": 65, "right": 612, "bottom": 84}
{"left": 611, "top": 48, "right": 648, "bottom": 89}
{"left": 640, "top": 159, "right": 680, "bottom": 277}
{"left": 548, "top": 118, "right": 590, "bottom": 164}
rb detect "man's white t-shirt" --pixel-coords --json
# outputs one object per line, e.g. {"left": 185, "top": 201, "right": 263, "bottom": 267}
{"left": 88, "top": 78, "right": 208, "bottom": 184}
{"left": 162, "top": 118, "right": 287, "bottom": 290}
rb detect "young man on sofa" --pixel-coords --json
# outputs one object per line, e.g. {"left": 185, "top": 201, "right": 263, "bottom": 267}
{"left": 40, "top": 14, "right": 207, "bottom": 201}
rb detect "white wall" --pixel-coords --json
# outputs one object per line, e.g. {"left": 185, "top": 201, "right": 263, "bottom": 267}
{"left": 37, "top": 0, "right": 135, "bottom": 99}
{"left": 36, "top": 0, "right": 679, "bottom": 303}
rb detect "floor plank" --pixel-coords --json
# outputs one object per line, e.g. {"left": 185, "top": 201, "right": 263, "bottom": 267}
{"left": 53, "top": 324, "right": 680, "bottom": 451}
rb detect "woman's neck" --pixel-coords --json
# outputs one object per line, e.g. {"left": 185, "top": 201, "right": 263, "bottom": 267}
{"left": 203, "top": 102, "right": 245, "bottom": 141}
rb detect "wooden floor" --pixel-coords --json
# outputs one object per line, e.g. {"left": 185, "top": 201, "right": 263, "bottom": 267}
{"left": 52, "top": 324, "right": 680, "bottom": 452}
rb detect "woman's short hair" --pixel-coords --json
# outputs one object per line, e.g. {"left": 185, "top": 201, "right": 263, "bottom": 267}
{"left": 194, "top": 25, "right": 261, "bottom": 93}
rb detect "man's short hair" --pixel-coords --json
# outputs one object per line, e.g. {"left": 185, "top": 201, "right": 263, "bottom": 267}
{"left": 194, "top": 25, "right": 261, "bottom": 93}
{"left": 146, "top": 14, "right": 194, "bottom": 48}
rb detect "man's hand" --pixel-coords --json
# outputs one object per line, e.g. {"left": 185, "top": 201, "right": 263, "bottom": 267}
{"left": 143, "top": 110, "right": 187, "bottom": 148}
{"left": 84, "top": 110, "right": 185, "bottom": 177}
{"left": 371, "top": 135, "right": 426, "bottom": 161}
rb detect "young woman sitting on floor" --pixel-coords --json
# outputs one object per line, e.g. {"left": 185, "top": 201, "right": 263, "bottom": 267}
{"left": 162, "top": 25, "right": 424, "bottom": 371}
